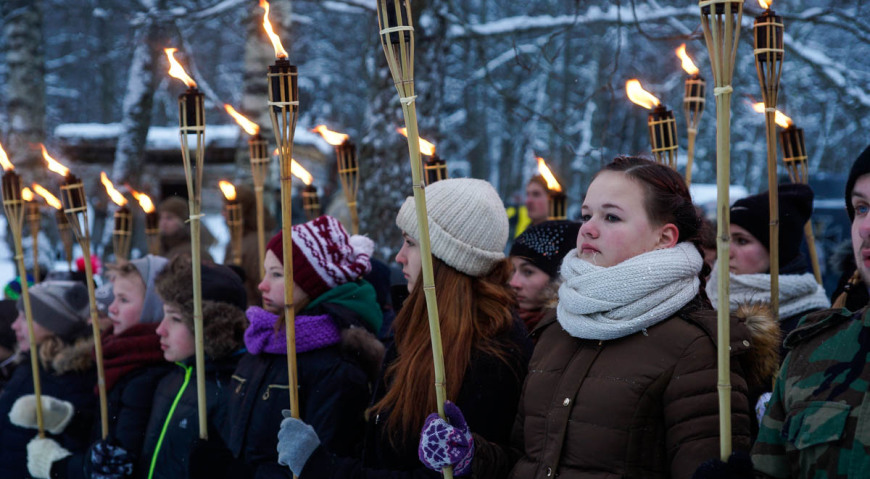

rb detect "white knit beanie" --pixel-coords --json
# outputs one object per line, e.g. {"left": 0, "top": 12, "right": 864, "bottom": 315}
{"left": 396, "top": 178, "right": 508, "bottom": 277}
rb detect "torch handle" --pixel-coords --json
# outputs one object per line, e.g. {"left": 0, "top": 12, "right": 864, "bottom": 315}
{"left": 685, "top": 129, "right": 698, "bottom": 186}
{"left": 279, "top": 154, "right": 300, "bottom": 417}
{"left": 349, "top": 201, "right": 359, "bottom": 236}
{"left": 255, "top": 187, "right": 266, "bottom": 280}
{"left": 29, "top": 216, "right": 40, "bottom": 284}
{"left": 12, "top": 232, "right": 46, "bottom": 438}
{"left": 189, "top": 208, "right": 209, "bottom": 440}
{"left": 804, "top": 221, "right": 823, "bottom": 285}
{"left": 81, "top": 246, "right": 110, "bottom": 439}
{"left": 764, "top": 111, "right": 780, "bottom": 318}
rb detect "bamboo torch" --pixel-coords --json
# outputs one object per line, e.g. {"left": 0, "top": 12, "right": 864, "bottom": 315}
{"left": 126, "top": 185, "right": 159, "bottom": 255}
{"left": 219, "top": 180, "right": 244, "bottom": 266}
{"left": 537, "top": 157, "right": 566, "bottom": 220}
{"left": 699, "top": 0, "right": 743, "bottom": 460}
{"left": 22, "top": 187, "right": 41, "bottom": 283}
{"left": 376, "top": 5, "right": 451, "bottom": 476}
{"left": 313, "top": 125, "right": 360, "bottom": 233}
{"left": 224, "top": 104, "right": 269, "bottom": 275}
{"left": 43, "top": 145, "right": 110, "bottom": 439}
{"left": 754, "top": 0, "right": 785, "bottom": 316}
{"left": 397, "top": 127, "right": 447, "bottom": 185}
{"left": 260, "top": 0, "right": 301, "bottom": 417}
{"left": 626, "top": 79, "right": 679, "bottom": 170}
{"left": 286, "top": 155, "right": 318, "bottom": 221}
{"left": 33, "top": 183, "right": 70, "bottom": 268}
{"left": 1, "top": 145, "right": 46, "bottom": 437}
{"left": 164, "top": 47, "right": 209, "bottom": 440}
{"left": 101, "top": 173, "right": 132, "bottom": 263}
{"left": 677, "top": 44, "right": 706, "bottom": 185}
{"left": 777, "top": 113, "right": 823, "bottom": 284}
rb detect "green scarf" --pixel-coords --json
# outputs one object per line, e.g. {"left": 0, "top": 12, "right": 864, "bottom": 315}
{"left": 304, "top": 280, "right": 383, "bottom": 333}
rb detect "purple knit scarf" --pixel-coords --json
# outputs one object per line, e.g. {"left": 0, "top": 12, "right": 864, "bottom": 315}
{"left": 244, "top": 306, "right": 341, "bottom": 355}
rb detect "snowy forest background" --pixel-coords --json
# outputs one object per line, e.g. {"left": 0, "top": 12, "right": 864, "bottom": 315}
{"left": 1, "top": 0, "right": 868, "bottom": 263}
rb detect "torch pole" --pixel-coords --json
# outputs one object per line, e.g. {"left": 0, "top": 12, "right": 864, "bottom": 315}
{"left": 2, "top": 173, "right": 45, "bottom": 437}
{"left": 249, "top": 136, "right": 269, "bottom": 280}
{"left": 27, "top": 202, "right": 41, "bottom": 283}
{"left": 764, "top": 112, "right": 780, "bottom": 315}
{"left": 377, "top": 3, "right": 452, "bottom": 476}
{"left": 700, "top": 0, "right": 743, "bottom": 460}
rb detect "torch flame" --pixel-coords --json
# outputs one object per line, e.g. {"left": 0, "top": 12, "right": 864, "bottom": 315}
{"left": 759, "top": 0, "right": 772, "bottom": 9}
{"left": 219, "top": 180, "right": 237, "bottom": 201}
{"left": 0, "top": 142, "right": 12, "bottom": 171}
{"left": 21, "top": 187, "right": 34, "bottom": 202}
{"left": 752, "top": 102, "right": 793, "bottom": 128}
{"left": 224, "top": 104, "right": 260, "bottom": 136}
{"left": 100, "top": 172, "right": 128, "bottom": 207}
{"left": 41, "top": 144, "right": 70, "bottom": 177}
{"left": 33, "top": 184, "right": 62, "bottom": 210}
{"left": 260, "top": 0, "right": 289, "bottom": 59}
{"left": 626, "top": 80, "right": 661, "bottom": 110}
{"left": 164, "top": 48, "right": 197, "bottom": 89}
{"left": 126, "top": 184, "right": 156, "bottom": 213}
{"left": 676, "top": 44, "right": 700, "bottom": 76}
{"left": 312, "top": 125, "right": 350, "bottom": 146}
{"left": 290, "top": 160, "right": 313, "bottom": 186}
{"left": 536, "top": 157, "right": 562, "bottom": 192}
{"left": 396, "top": 128, "right": 436, "bottom": 156}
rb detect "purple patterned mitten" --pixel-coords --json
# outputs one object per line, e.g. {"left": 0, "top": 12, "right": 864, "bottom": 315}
{"left": 418, "top": 401, "right": 474, "bottom": 476}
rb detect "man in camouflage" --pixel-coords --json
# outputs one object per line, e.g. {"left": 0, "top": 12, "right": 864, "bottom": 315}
{"left": 752, "top": 144, "right": 870, "bottom": 478}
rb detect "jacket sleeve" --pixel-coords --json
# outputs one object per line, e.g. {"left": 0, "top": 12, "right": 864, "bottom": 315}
{"left": 302, "top": 357, "right": 371, "bottom": 457}
{"left": 662, "top": 333, "right": 752, "bottom": 479}
{"left": 750, "top": 356, "right": 792, "bottom": 479}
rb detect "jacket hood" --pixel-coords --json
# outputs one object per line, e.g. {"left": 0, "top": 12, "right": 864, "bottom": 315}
{"left": 130, "top": 255, "right": 169, "bottom": 324}
{"left": 44, "top": 335, "right": 96, "bottom": 374}
{"left": 305, "top": 280, "right": 383, "bottom": 333}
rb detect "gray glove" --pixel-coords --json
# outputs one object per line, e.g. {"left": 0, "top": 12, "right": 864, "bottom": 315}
{"left": 9, "top": 394, "right": 75, "bottom": 434}
{"left": 276, "top": 409, "right": 320, "bottom": 476}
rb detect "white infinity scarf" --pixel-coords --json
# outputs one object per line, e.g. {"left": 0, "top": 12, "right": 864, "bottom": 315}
{"left": 707, "top": 264, "right": 831, "bottom": 319}
{"left": 556, "top": 242, "right": 703, "bottom": 340}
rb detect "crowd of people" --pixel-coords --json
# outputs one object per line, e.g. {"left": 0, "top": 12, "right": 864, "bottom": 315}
{"left": 1, "top": 147, "right": 869, "bottom": 478}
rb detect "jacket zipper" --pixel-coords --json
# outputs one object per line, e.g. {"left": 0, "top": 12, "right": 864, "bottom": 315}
{"left": 148, "top": 362, "right": 192, "bottom": 479}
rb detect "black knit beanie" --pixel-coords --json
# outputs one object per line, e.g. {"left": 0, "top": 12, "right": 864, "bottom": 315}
{"left": 730, "top": 183, "right": 814, "bottom": 267}
{"left": 845, "top": 144, "right": 870, "bottom": 221}
{"left": 509, "top": 220, "right": 581, "bottom": 278}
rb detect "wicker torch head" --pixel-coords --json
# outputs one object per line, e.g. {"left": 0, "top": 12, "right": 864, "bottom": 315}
{"left": 225, "top": 202, "right": 244, "bottom": 265}
{"left": 699, "top": 0, "right": 744, "bottom": 84}
{"left": 249, "top": 134, "right": 271, "bottom": 190}
{"left": 424, "top": 155, "right": 448, "bottom": 185}
{"left": 60, "top": 175, "right": 90, "bottom": 244}
{"left": 781, "top": 126, "right": 808, "bottom": 184}
{"left": 178, "top": 90, "right": 205, "bottom": 134}
{"left": 267, "top": 61, "right": 299, "bottom": 165}
{"left": 302, "top": 184, "right": 321, "bottom": 221}
{"left": 113, "top": 206, "right": 133, "bottom": 262}
{"left": 377, "top": 0, "right": 415, "bottom": 96}
{"left": 648, "top": 105, "right": 679, "bottom": 170}
{"left": 754, "top": 9, "right": 784, "bottom": 106}
{"left": 2, "top": 170, "right": 24, "bottom": 231}
{"left": 548, "top": 191, "right": 567, "bottom": 221}
{"left": 337, "top": 140, "right": 359, "bottom": 203}
{"left": 145, "top": 210, "right": 160, "bottom": 255}
{"left": 684, "top": 75, "right": 707, "bottom": 132}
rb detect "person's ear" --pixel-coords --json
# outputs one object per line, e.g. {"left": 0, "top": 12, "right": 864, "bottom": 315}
{"left": 657, "top": 223, "right": 679, "bottom": 249}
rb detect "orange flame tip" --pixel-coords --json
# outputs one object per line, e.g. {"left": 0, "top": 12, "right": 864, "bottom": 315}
{"left": 164, "top": 48, "right": 197, "bottom": 89}
{"left": 219, "top": 180, "right": 237, "bottom": 201}
{"left": 260, "top": 0, "right": 289, "bottom": 59}
{"left": 676, "top": 44, "right": 700, "bottom": 76}
{"left": 126, "top": 184, "right": 156, "bottom": 213}
{"left": 41, "top": 144, "right": 70, "bottom": 177}
{"left": 536, "top": 157, "right": 562, "bottom": 192}
{"left": 21, "top": 187, "right": 34, "bottom": 202}
{"left": 33, "top": 184, "right": 62, "bottom": 210}
{"left": 312, "top": 125, "right": 350, "bottom": 146}
{"left": 396, "top": 127, "right": 436, "bottom": 156}
{"left": 0, "top": 142, "right": 12, "bottom": 171}
{"left": 224, "top": 104, "right": 260, "bottom": 136}
{"left": 626, "top": 80, "right": 661, "bottom": 110}
{"left": 100, "top": 172, "right": 128, "bottom": 207}
{"left": 752, "top": 102, "right": 793, "bottom": 128}
{"left": 290, "top": 159, "right": 313, "bottom": 185}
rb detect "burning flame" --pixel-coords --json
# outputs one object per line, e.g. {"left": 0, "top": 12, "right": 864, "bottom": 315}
{"left": 164, "top": 48, "right": 197, "bottom": 89}
{"left": 290, "top": 160, "right": 313, "bottom": 186}
{"left": 41, "top": 144, "right": 70, "bottom": 177}
{"left": 260, "top": 0, "right": 289, "bottom": 59}
{"left": 126, "top": 185, "right": 155, "bottom": 213}
{"left": 396, "top": 128, "right": 436, "bottom": 156}
{"left": 676, "top": 44, "right": 700, "bottom": 76}
{"left": 312, "top": 125, "right": 350, "bottom": 146}
{"left": 33, "top": 184, "right": 62, "bottom": 209}
{"left": 536, "top": 157, "right": 562, "bottom": 192}
{"left": 100, "top": 172, "right": 128, "bottom": 206}
{"left": 626, "top": 80, "right": 661, "bottom": 110}
{"left": 0, "top": 142, "right": 12, "bottom": 171}
{"left": 219, "top": 180, "right": 237, "bottom": 201}
{"left": 752, "top": 102, "right": 793, "bottom": 128}
{"left": 759, "top": 0, "right": 772, "bottom": 9}
{"left": 21, "top": 187, "right": 34, "bottom": 202}
{"left": 224, "top": 104, "right": 260, "bottom": 136}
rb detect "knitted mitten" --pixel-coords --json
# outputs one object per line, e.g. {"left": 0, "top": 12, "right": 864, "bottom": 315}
{"left": 89, "top": 439, "right": 134, "bottom": 479}
{"left": 10, "top": 394, "right": 75, "bottom": 434}
{"left": 276, "top": 410, "right": 320, "bottom": 476}
{"left": 27, "top": 437, "right": 72, "bottom": 479}
{"left": 418, "top": 401, "right": 475, "bottom": 476}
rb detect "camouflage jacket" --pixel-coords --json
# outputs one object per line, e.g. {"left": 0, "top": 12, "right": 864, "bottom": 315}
{"left": 752, "top": 306, "right": 870, "bottom": 478}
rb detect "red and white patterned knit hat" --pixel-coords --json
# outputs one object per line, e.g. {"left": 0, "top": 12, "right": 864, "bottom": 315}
{"left": 266, "top": 215, "right": 374, "bottom": 299}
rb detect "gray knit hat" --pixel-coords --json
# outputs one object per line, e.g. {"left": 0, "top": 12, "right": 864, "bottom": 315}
{"left": 17, "top": 280, "right": 89, "bottom": 341}
{"left": 396, "top": 178, "right": 508, "bottom": 277}
{"left": 129, "top": 255, "right": 169, "bottom": 324}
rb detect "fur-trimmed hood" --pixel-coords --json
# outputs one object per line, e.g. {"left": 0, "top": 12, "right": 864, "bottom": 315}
{"left": 40, "top": 335, "right": 96, "bottom": 375}
{"left": 339, "top": 326, "right": 385, "bottom": 381}
{"left": 734, "top": 301, "right": 781, "bottom": 390}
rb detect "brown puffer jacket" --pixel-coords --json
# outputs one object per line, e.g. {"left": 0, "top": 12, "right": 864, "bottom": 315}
{"left": 508, "top": 299, "right": 754, "bottom": 479}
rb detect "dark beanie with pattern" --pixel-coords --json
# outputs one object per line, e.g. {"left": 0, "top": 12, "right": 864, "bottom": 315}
{"left": 845, "top": 144, "right": 870, "bottom": 221}
{"left": 730, "top": 183, "right": 814, "bottom": 267}
{"left": 510, "top": 220, "right": 581, "bottom": 278}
